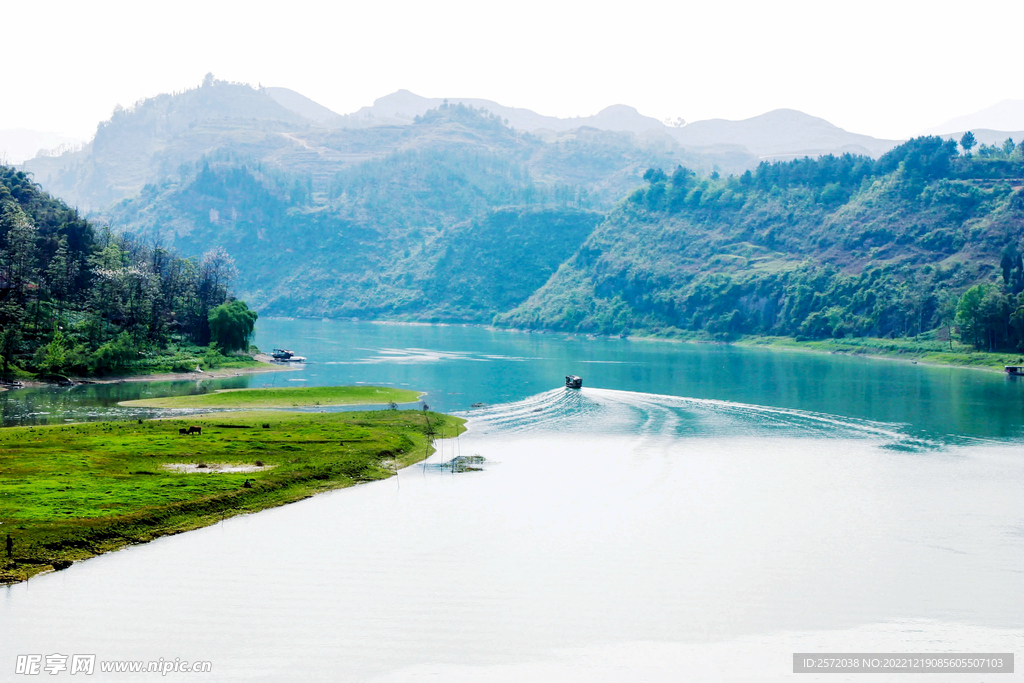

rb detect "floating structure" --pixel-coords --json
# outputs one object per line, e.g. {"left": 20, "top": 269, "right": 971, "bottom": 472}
{"left": 271, "top": 348, "right": 306, "bottom": 363}
{"left": 1005, "top": 365, "right": 1024, "bottom": 376}
{"left": 565, "top": 375, "right": 583, "bottom": 389}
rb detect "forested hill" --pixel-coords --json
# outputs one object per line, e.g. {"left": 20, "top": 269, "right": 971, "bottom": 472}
{"left": 498, "top": 136, "right": 1024, "bottom": 351}
{"left": 103, "top": 105, "right": 620, "bottom": 320}
{"left": 0, "top": 166, "right": 251, "bottom": 379}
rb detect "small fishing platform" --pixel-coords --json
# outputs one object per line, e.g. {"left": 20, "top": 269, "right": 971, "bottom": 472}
{"left": 1005, "top": 365, "right": 1024, "bottom": 377}
{"left": 565, "top": 375, "right": 583, "bottom": 389}
{"left": 271, "top": 348, "right": 307, "bottom": 363}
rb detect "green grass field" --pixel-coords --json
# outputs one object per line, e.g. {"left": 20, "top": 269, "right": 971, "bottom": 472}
{"left": 0, "top": 407, "right": 463, "bottom": 584}
{"left": 119, "top": 385, "right": 422, "bottom": 409}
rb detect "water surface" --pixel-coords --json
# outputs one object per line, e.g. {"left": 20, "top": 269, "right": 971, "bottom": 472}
{"left": 1, "top": 320, "right": 1022, "bottom": 682}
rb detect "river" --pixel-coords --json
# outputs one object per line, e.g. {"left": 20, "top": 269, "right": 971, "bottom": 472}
{"left": 1, "top": 319, "right": 1022, "bottom": 682}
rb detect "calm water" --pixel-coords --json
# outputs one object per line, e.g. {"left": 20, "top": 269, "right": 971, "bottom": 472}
{"left": 1, "top": 320, "right": 1022, "bottom": 682}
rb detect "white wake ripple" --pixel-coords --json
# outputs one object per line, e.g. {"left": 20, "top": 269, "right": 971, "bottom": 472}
{"left": 461, "top": 387, "right": 944, "bottom": 450}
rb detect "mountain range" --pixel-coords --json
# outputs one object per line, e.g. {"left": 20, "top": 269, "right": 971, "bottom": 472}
{"left": 10, "top": 77, "right": 1023, "bottom": 350}
{"left": 269, "top": 87, "right": 899, "bottom": 159}
{"left": 21, "top": 79, "right": 904, "bottom": 212}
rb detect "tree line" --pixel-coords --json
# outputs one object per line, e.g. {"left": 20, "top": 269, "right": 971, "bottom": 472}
{"left": 0, "top": 166, "right": 255, "bottom": 379}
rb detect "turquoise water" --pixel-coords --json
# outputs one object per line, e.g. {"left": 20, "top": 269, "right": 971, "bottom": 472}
{"left": 1, "top": 320, "right": 1022, "bottom": 682}
{"left": 5, "top": 319, "right": 1024, "bottom": 442}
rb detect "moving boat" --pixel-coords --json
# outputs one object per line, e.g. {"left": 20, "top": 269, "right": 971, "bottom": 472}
{"left": 565, "top": 375, "right": 583, "bottom": 389}
{"left": 1005, "top": 365, "right": 1024, "bottom": 376}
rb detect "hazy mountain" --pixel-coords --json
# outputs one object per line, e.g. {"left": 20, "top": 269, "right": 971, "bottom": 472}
{"left": 330, "top": 90, "right": 899, "bottom": 159}
{"left": 101, "top": 116, "right": 608, "bottom": 320}
{"left": 335, "top": 90, "right": 669, "bottom": 135}
{"left": 266, "top": 87, "right": 346, "bottom": 126}
{"left": 0, "top": 129, "right": 81, "bottom": 165}
{"left": 24, "top": 80, "right": 750, "bottom": 213}
{"left": 924, "top": 100, "right": 1024, "bottom": 135}
{"left": 668, "top": 109, "right": 900, "bottom": 159}
{"left": 22, "top": 78, "right": 311, "bottom": 211}
{"left": 21, "top": 77, "right": 903, "bottom": 215}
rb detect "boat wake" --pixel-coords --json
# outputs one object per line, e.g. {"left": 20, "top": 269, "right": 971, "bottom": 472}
{"left": 461, "top": 387, "right": 946, "bottom": 450}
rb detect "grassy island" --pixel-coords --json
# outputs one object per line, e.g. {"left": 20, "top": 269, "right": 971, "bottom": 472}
{"left": 0, "top": 405, "right": 463, "bottom": 584}
{"left": 119, "top": 385, "right": 421, "bottom": 409}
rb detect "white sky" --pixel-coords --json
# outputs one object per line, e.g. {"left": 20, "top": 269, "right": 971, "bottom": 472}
{"left": 4, "top": 0, "right": 1023, "bottom": 141}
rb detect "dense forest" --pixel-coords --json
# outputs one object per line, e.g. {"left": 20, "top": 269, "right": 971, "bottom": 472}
{"left": 0, "top": 166, "right": 254, "bottom": 379}
{"left": 499, "top": 136, "right": 1024, "bottom": 351}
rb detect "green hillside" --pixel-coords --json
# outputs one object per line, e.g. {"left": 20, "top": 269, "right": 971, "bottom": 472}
{"left": 0, "top": 166, "right": 255, "bottom": 379}
{"left": 107, "top": 151, "right": 601, "bottom": 319}
{"left": 102, "top": 106, "right": 614, "bottom": 319}
{"left": 498, "top": 137, "right": 1024, "bottom": 351}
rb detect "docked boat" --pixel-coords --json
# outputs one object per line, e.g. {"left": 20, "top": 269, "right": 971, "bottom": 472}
{"left": 272, "top": 348, "right": 306, "bottom": 363}
{"left": 1005, "top": 365, "right": 1024, "bottom": 376}
{"left": 565, "top": 375, "right": 583, "bottom": 389}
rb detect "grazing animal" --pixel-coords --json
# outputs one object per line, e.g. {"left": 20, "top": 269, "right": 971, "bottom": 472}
{"left": 178, "top": 428, "right": 188, "bottom": 435}
{"left": 187, "top": 426, "right": 202, "bottom": 435}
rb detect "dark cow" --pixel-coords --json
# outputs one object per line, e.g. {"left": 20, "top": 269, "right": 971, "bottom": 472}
{"left": 178, "top": 428, "right": 188, "bottom": 435}
{"left": 187, "top": 426, "right": 202, "bottom": 435}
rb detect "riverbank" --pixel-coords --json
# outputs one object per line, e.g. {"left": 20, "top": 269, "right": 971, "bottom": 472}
{"left": 3, "top": 353, "right": 295, "bottom": 390}
{"left": 732, "top": 335, "right": 1024, "bottom": 372}
{"left": 0, "top": 407, "right": 464, "bottom": 584}
{"left": 119, "top": 385, "right": 420, "bottom": 409}
{"left": 577, "top": 326, "right": 1022, "bottom": 373}
{"left": 74, "top": 353, "right": 294, "bottom": 385}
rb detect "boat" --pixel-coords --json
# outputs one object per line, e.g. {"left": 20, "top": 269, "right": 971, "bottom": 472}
{"left": 565, "top": 375, "right": 583, "bottom": 389}
{"left": 271, "top": 349, "right": 306, "bottom": 363}
{"left": 1005, "top": 365, "right": 1024, "bottom": 376}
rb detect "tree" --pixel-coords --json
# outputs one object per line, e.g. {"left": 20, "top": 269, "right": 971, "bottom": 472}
{"left": 36, "top": 326, "right": 68, "bottom": 376}
{"left": 0, "top": 314, "right": 21, "bottom": 378}
{"left": 960, "top": 131, "right": 976, "bottom": 156}
{"left": 1002, "top": 250, "right": 1015, "bottom": 285}
{"left": 643, "top": 168, "right": 667, "bottom": 183}
{"left": 45, "top": 236, "right": 79, "bottom": 319}
{"left": 208, "top": 300, "right": 258, "bottom": 352}
{"left": 955, "top": 284, "right": 986, "bottom": 348}
{"left": 1010, "top": 295, "right": 1024, "bottom": 351}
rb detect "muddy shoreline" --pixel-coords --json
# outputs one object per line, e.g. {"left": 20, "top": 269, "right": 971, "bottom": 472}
{"left": 5, "top": 354, "right": 300, "bottom": 390}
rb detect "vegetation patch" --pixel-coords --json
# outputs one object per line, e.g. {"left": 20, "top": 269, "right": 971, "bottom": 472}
{"left": 0, "top": 408, "right": 464, "bottom": 584}
{"left": 0, "top": 166, "right": 261, "bottom": 382}
{"left": 737, "top": 334, "right": 1024, "bottom": 371}
{"left": 118, "top": 385, "right": 421, "bottom": 408}
{"left": 498, "top": 138, "right": 1024, "bottom": 355}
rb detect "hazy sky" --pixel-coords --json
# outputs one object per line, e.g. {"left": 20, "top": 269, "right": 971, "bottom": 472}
{"left": 5, "top": 0, "right": 1023, "bottom": 141}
